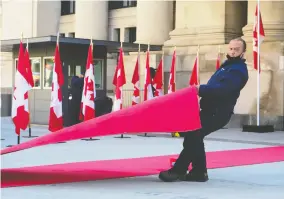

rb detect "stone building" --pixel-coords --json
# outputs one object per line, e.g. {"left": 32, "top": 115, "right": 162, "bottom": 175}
{"left": 0, "top": 1, "right": 283, "bottom": 130}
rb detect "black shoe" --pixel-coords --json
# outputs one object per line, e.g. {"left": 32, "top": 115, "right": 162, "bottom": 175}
{"left": 183, "top": 169, "right": 209, "bottom": 182}
{"left": 158, "top": 168, "right": 186, "bottom": 182}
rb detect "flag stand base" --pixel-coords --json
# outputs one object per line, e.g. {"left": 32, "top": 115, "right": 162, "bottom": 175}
{"left": 137, "top": 133, "right": 156, "bottom": 137}
{"left": 81, "top": 137, "right": 100, "bottom": 141}
{"left": 7, "top": 136, "right": 20, "bottom": 147}
{"left": 22, "top": 128, "right": 38, "bottom": 138}
{"left": 242, "top": 125, "right": 274, "bottom": 133}
{"left": 114, "top": 134, "right": 131, "bottom": 138}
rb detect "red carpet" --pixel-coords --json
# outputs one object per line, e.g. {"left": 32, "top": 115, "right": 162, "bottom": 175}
{"left": 1, "top": 87, "right": 201, "bottom": 155}
{"left": 2, "top": 146, "right": 284, "bottom": 188}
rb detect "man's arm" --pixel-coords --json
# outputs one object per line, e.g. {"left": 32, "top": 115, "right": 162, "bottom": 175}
{"left": 198, "top": 69, "right": 245, "bottom": 98}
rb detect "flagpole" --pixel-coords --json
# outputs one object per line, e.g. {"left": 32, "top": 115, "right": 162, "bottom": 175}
{"left": 117, "top": 41, "right": 131, "bottom": 138}
{"left": 138, "top": 43, "right": 141, "bottom": 102}
{"left": 82, "top": 37, "right": 100, "bottom": 141}
{"left": 121, "top": 40, "right": 123, "bottom": 112}
{"left": 143, "top": 42, "right": 150, "bottom": 137}
{"left": 27, "top": 38, "right": 32, "bottom": 137}
{"left": 18, "top": 33, "right": 23, "bottom": 144}
{"left": 197, "top": 45, "right": 200, "bottom": 84}
{"left": 57, "top": 32, "right": 59, "bottom": 47}
{"left": 18, "top": 33, "right": 24, "bottom": 144}
{"left": 172, "top": 46, "right": 180, "bottom": 138}
{"left": 162, "top": 49, "right": 164, "bottom": 95}
{"left": 142, "top": 42, "right": 156, "bottom": 137}
{"left": 121, "top": 40, "right": 123, "bottom": 138}
{"left": 257, "top": 0, "right": 260, "bottom": 126}
{"left": 22, "top": 38, "right": 38, "bottom": 138}
{"left": 174, "top": 46, "right": 176, "bottom": 84}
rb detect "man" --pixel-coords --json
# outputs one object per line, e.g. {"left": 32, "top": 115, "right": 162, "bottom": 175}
{"left": 69, "top": 74, "right": 84, "bottom": 126}
{"left": 150, "top": 67, "right": 157, "bottom": 96}
{"left": 159, "top": 37, "right": 249, "bottom": 182}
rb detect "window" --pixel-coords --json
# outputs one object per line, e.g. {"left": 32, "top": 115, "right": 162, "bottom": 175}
{"left": 43, "top": 57, "right": 54, "bottom": 88}
{"left": 15, "top": 57, "right": 41, "bottom": 89}
{"left": 94, "top": 59, "right": 104, "bottom": 89}
{"left": 123, "top": 0, "right": 136, "bottom": 7}
{"left": 113, "top": 28, "right": 120, "bottom": 42}
{"left": 69, "top": 65, "right": 82, "bottom": 77}
{"left": 109, "top": 0, "right": 137, "bottom": 10}
{"left": 125, "top": 27, "right": 136, "bottom": 43}
{"left": 31, "top": 59, "right": 41, "bottom": 88}
{"left": 59, "top": 33, "right": 65, "bottom": 37}
{"left": 68, "top": 60, "right": 104, "bottom": 89}
{"left": 68, "top": 32, "right": 75, "bottom": 38}
{"left": 61, "top": 0, "right": 75, "bottom": 16}
{"left": 68, "top": 65, "right": 83, "bottom": 88}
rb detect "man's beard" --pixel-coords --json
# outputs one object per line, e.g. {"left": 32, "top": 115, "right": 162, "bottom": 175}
{"left": 226, "top": 54, "right": 244, "bottom": 61}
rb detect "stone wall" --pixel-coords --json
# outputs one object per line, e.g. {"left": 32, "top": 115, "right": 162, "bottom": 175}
{"left": 121, "top": 38, "right": 284, "bottom": 130}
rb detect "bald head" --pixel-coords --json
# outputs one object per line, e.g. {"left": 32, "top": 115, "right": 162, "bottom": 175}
{"left": 227, "top": 38, "right": 246, "bottom": 59}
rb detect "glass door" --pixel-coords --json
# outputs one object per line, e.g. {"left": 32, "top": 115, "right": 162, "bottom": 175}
{"left": 67, "top": 58, "right": 104, "bottom": 90}
{"left": 68, "top": 64, "right": 84, "bottom": 88}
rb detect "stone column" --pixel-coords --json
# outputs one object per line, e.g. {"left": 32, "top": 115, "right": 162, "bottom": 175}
{"left": 75, "top": 1, "right": 108, "bottom": 40}
{"left": 243, "top": 1, "right": 284, "bottom": 42}
{"left": 136, "top": 0, "right": 173, "bottom": 45}
{"left": 164, "top": 1, "right": 247, "bottom": 47}
{"left": 1, "top": 0, "right": 61, "bottom": 40}
{"left": 162, "top": 1, "right": 247, "bottom": 92}
{"left": 241, "top": 2, "right": 284, "bottom": 130}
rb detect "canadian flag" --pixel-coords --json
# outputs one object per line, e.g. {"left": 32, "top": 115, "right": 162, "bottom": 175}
{"left": 253, "top": 4, "right": 265, "bottom": 72}
{"left": 189, "top": 55, "right": 199, "bottom": 86}
{"left": 144, "top": 50, "right": 154, "bottom": 101}
{"left": 132, "top": 55, "right": 140, "bottom": 105}
{"left": 80, "top": 42, "right": 96, "bottom": 121}
{"left": 168, "top": 50, "right": 176, "bottom": 94}
{"left": 48, "top": 41, "right": 64, "bottom": 132}
{"left": 152, "top": 57, "right": 163, "bottom": 97}
{"left": 113, "top": 47, "right": 126, "bottom": 111}
{"left": 12, "top": 41, "right": 33, "bottom": 135}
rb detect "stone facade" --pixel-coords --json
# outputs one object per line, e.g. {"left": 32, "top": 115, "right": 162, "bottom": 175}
{"left": 122, "top": 1, "right": 284, "bottom": 130}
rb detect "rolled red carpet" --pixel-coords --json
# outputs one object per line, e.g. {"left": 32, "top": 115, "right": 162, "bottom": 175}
{"left": 1, "top": 86, "right": 201, "bottom": 155}
{"left": 2, "top": 146, "right": 284, "bottom": 188}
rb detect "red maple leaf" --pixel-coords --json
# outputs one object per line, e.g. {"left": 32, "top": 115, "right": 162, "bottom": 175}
{"left": 84, "top": 77, "right": 89, "bottom": 96}
{"left": 87, "top": 80, "right": 95, "bottom": 101}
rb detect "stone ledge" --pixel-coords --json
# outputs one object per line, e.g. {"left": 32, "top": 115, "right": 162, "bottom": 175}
{"left": 1, "top": 87, "right": 13, "bottom": 94}
{"left": 225, "top": 114, "right": 284, "bottom": 131}
{"left": 243, "top": 22, "right": 284, "bottom": 42}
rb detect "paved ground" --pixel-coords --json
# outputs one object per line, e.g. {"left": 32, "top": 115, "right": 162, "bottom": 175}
{"left": 1, "top": 117, "right": 284, "bottom": 199}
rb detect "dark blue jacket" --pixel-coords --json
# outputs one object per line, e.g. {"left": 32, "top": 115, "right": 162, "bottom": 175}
{"left": 199, "top": 59, "right": 248, "bottom": 114}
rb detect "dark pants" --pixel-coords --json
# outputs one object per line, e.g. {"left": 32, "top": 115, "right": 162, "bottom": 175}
{"left": 173, "top": 109, "right": 232, "bottom": 174}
